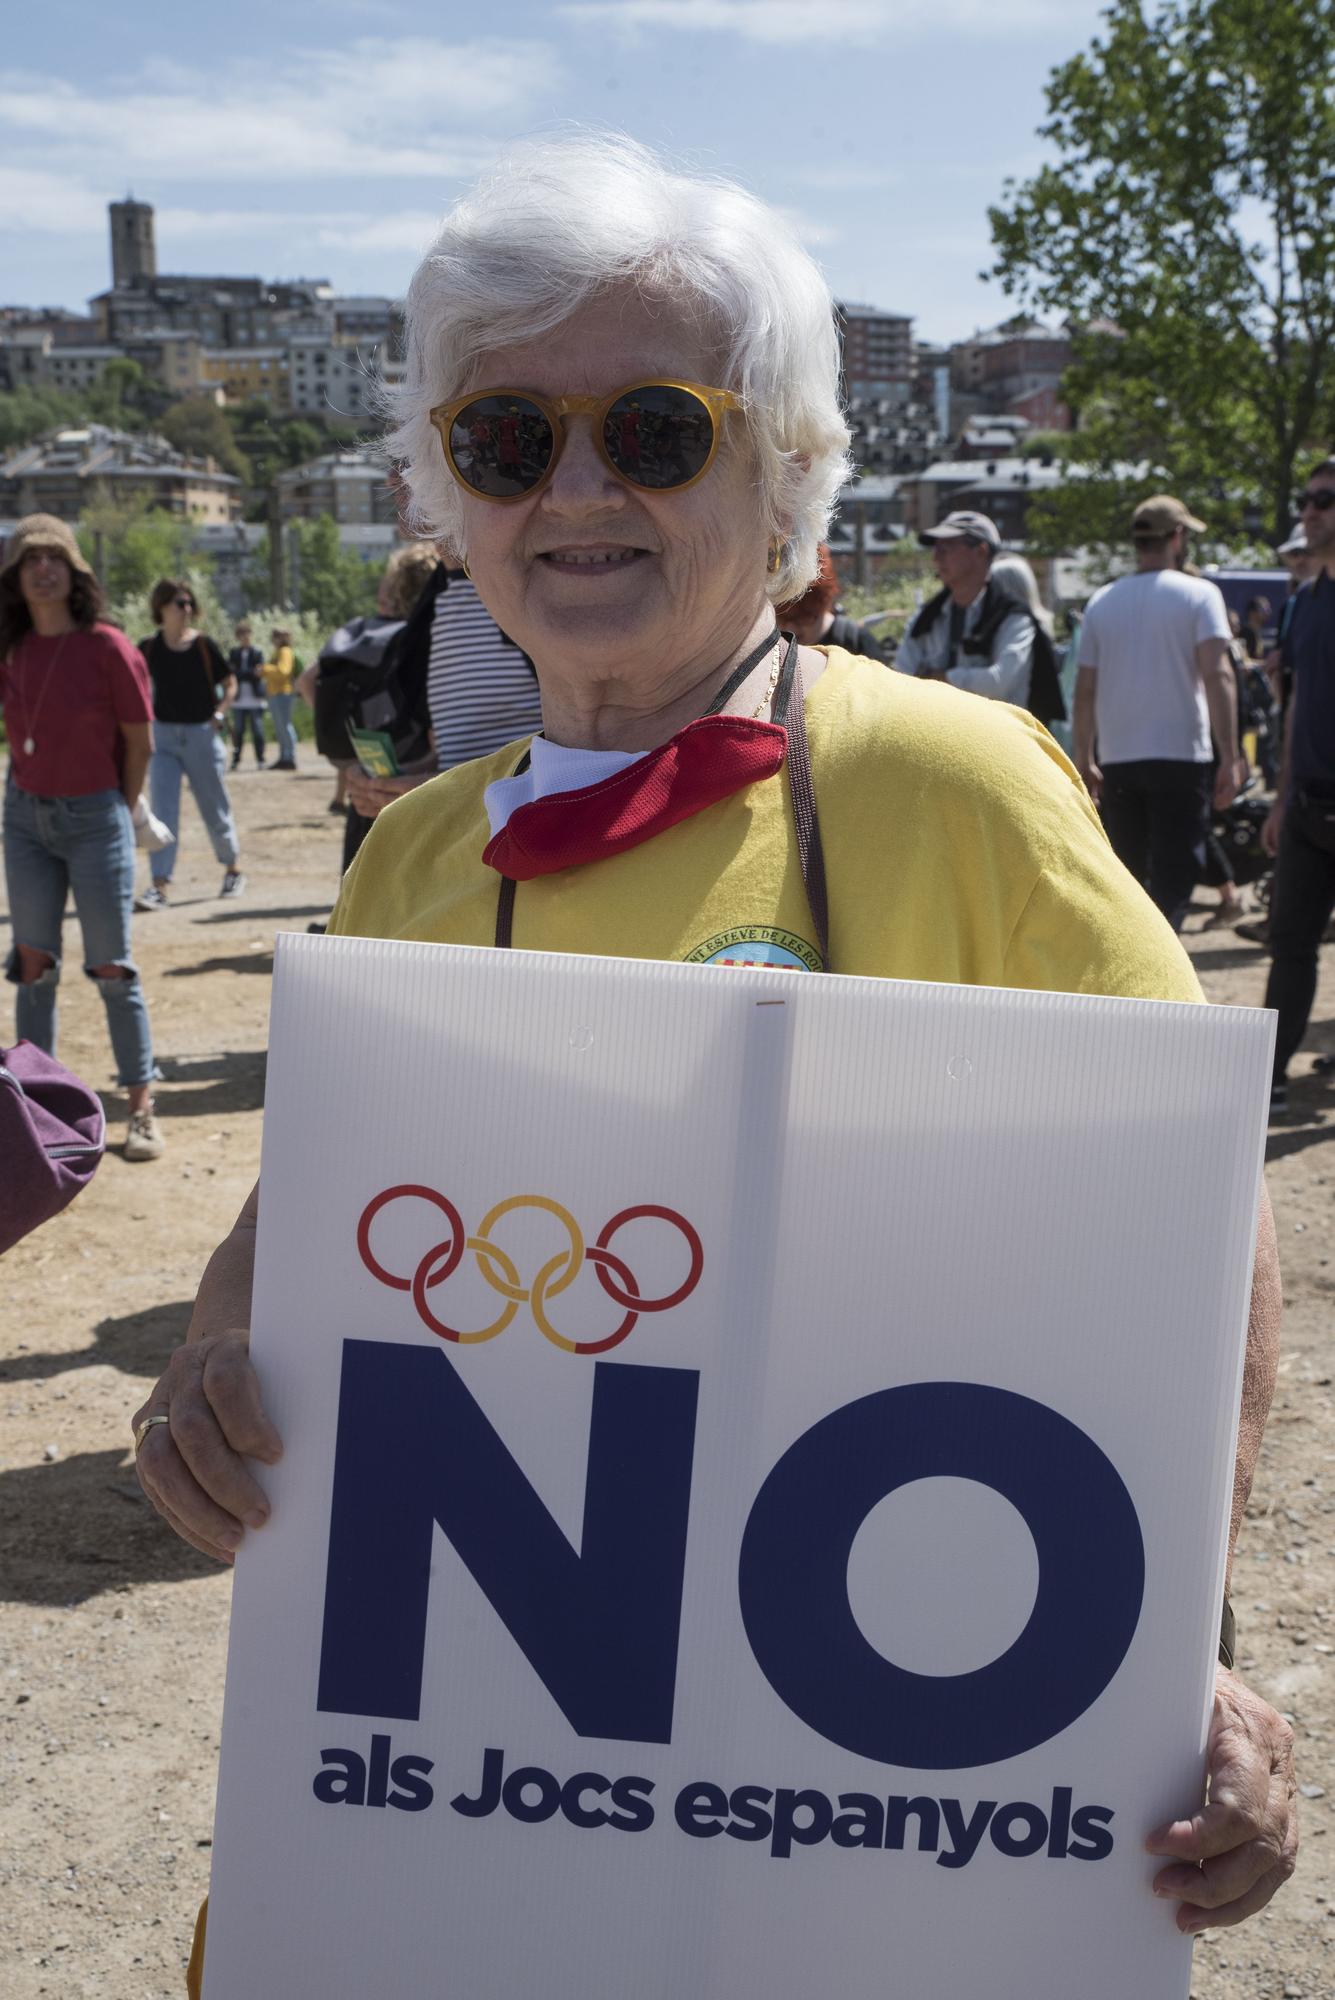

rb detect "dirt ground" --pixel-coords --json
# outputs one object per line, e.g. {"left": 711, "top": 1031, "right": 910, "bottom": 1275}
{"left": 0, "top": 761, "right": 1331, "bottom": 1999}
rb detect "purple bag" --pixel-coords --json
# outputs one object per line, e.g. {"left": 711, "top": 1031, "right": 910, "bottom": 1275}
{"left": 0, "top": 1041, "right": 106, "bottom": 1255}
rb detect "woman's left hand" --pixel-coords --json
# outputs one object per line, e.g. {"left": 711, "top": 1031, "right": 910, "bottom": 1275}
{"left": 1145, "top": 1668, "right": 1298, "bottom": 1932}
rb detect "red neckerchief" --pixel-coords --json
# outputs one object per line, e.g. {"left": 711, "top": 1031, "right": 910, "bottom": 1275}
{"left": 481, "top": 714, "right": 787, "bottom": 881}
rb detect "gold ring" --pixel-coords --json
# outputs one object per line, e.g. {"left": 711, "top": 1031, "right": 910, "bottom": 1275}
{"left": 134, "top": 1413, "right": 171, "bottom": 1455}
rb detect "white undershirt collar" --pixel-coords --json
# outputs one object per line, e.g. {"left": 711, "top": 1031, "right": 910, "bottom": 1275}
{"left": 484, "top": 736, "right": 643, "bottom": 836}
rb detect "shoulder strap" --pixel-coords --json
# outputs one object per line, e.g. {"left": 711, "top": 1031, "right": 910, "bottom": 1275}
{"left": 773, "top": 640, "right": 830, "bottom": 971}
{"left": 908, "top": 587, "right": 950, "bottom": 640}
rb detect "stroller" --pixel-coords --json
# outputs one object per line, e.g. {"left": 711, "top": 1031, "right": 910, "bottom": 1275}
{"left": 1200, "top": 786, "right": 1273, "bottom": 907}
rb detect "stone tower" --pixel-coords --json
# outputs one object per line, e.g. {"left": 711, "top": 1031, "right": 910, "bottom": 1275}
{"left": 109, "top": 198, "right": 156, "bottom": 290}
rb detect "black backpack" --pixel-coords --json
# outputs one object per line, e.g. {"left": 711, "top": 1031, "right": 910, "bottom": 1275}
{"left": 908, "top": 582, "right": 1067, "bottom": 727}
{"left": 314, "top": 564, "right": 536, "bottom": 767}
{"left": 312, "top": 614, "right": 410, "bottom": 762}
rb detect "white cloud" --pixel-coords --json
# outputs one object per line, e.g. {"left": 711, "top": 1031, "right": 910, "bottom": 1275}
{"left": 0, "top": 38, "right": 554, "bottom": 190}
{"left": 558, "top": 0, "right": 1088, "bottom": 42}
{"left": 0, "top": 167, "right": 106, "bottom": 234}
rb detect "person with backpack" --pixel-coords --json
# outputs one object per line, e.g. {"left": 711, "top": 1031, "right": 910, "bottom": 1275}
{"left": 262, "top": 627, "right": 302, "bottom": 770}
{"left": 137, "top": 580, "right": 246, "bottom": 908}
{"left": 306, "top": 543, "right": 443, "bottom": 876}
{"left": 893, "top": 512, "right": 1067, "bottom": 726}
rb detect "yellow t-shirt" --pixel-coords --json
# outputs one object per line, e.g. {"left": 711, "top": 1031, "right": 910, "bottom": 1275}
{"left": 327, "top": 650, "right": 1201, "bottom": 1006}
{"left": 262, "top": 645, "right": 298, "bottom": 697}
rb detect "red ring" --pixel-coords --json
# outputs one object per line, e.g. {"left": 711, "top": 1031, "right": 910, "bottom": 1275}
{"left": 592, "top": 1207, "right": 703, "bottom": 1313}
{"left": 357, "top": 1184, "right": 464, "bottom": 1292}
{"left": 566, "top": 1246, "right": 641, "bottom": 1354}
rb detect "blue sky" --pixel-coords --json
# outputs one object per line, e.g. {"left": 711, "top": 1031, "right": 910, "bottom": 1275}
{"left": 1, "top": 0, "right": 1109, "bottom": 344}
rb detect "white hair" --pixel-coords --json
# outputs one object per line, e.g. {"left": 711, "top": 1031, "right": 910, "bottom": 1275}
{"left": 990, "top": 553, "right": 1054, "bottom": 639}
{"left": 384, "top": 134, "right": 852, "bottom": 604}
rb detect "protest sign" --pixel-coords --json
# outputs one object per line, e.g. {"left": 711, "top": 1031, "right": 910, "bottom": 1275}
{"left": 204, "top": 934, "right": 1273, "bottom": 1997}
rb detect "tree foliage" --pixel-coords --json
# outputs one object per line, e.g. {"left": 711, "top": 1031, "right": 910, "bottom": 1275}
{"left": 989, "top": 0, "right": 1335, "bottom": 547}
{"left": 0, "top": 384, "right": 88, "bottom": 451}
{"left": 77, "top": 488, "right": 202, "bottom": 602}
{"left": 244, "top": 514, "right": 378, "bottom": 629}
{"left": 159, "top": 397, "right": 252, "bottom": 481}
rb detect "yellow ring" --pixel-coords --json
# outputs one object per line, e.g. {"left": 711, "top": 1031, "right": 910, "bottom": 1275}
{"left": 529, "top": 1250, "right": 589, "bottom": 1353}
{"left": 451, "top": 1238, "right": 522, "bottom": 1343}
{"left": 472, "top": 1196, "right": 584, "bottom": 1305}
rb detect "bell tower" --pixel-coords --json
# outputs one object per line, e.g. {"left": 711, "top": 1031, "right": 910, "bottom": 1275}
{"left": 109, "top": 198, "right": 156, "bottom": 290}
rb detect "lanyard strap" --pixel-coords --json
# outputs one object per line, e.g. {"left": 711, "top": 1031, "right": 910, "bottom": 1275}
{"left": 495, "top": 631, "right": 830, "bottom": 970}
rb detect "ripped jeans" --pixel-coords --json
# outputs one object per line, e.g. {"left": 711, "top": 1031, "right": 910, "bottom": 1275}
{"left": 3, "top": 780, "right": 155, "bottom": 1087}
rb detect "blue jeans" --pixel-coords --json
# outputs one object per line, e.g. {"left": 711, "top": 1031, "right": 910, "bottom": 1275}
{"left": 231, "top": 705, "right": 266, "bottom": 762}
{"left": 149, "top": 721, "right": 240, "bottom": 882}
{"left": 268, "top": 694, "right": 297, "bottom": 765}
{"left": 3, "top": 780, "right": 155, "bottom": 1087}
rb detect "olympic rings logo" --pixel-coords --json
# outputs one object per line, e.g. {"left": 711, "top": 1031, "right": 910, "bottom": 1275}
{"left": 357, "top": 1185, "right": 704, "bottom": 1354}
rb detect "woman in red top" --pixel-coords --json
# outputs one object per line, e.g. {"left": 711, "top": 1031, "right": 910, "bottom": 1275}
{"left": 0, "top": 515, "right": 165, "bottom": 1161}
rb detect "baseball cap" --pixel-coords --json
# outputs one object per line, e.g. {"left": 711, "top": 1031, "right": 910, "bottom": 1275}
{"left": 1276, "top": 524, "right": 1307, "bottom": 556}
{"left": 0, "top": 513, "right": 95, "bottom": 580}
{"left": 920, "top": 511, "right": 1001, "bottom": 552}
{"left": 1130, "top": 495, "right": 1206, "bottom": 539}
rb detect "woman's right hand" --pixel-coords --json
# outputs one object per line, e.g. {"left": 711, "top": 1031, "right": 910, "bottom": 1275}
{"left": 133, "top": 1335, "right": 283, "bottom": 1563}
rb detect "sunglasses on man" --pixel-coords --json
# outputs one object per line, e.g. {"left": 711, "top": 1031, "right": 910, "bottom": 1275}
{"left": 431, "top": 380, "right": 742, "bottom": 502}
{"left": 1295, "top": 488, "right": 1335, "bottom": 513}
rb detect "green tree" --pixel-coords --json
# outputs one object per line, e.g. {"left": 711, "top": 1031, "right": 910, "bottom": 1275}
{"left": 989, "top": 0, "right": 1335, "bottom": 548}
{"left": 242, "top": 514, "right": 378, "bottom": 627}
{"left": 280, "top": 420, "right": 324, "bottom": 466}
{"left": 83, "top": 357, "right": 173, "bottom": 431}
{"left": 78, "top": 487, "right": 203, "bottom": 602}
{"left": 0, "top": 384, "right": 87, "bottom": 451}
{"left": 159, "top": 396, "right": 251, "bottom": 482}
{"left": 289, "top": 514, "right": 379, "bottom": 628}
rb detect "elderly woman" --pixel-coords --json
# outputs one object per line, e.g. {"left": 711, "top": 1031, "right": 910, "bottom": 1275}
{"left": 136, "top": 139, "right": 1293, "bottom": 1974}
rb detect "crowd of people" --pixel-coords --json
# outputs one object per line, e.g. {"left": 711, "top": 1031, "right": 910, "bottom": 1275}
{"left": 1, "top": 128, "right": 1330, "bottom": 1989}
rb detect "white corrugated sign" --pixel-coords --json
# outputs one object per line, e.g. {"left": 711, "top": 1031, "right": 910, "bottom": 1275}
{"left": 203, "top": 934, "right": 1273, "bottom": 1998}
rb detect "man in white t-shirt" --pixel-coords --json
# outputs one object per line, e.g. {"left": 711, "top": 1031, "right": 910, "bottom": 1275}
{"left": 1073, "top": 495, "right": 1245, "bottom": 930}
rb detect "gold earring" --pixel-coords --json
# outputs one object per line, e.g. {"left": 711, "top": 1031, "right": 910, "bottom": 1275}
{"left": 460, "top": 555, "right": 472, "bottom": 582}
{"left": 766, "top": 541, "right": 783, "bottom": 576}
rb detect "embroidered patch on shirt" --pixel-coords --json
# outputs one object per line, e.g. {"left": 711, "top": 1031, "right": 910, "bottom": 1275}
{"left": 685, "top": 926, "right": 821, "bottom": 972}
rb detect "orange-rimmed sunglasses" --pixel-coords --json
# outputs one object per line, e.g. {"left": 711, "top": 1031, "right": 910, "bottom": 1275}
{"left": 429, "top": 379, "right": 743, "bottom": 503}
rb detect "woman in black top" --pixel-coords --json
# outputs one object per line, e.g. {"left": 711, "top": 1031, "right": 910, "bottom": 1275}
{"left": 137, "top": 579, "right": 247, "bottom": 907}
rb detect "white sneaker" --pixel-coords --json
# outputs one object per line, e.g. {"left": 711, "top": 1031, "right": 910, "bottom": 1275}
{"left": 135, "top": 884, "right": 167, "bottom": 911}
{"left": 220, "top": 869, "right": 247, "bottom": 899}
{"left": 124, "top": 1107, "right": 165, "bottom": 1162}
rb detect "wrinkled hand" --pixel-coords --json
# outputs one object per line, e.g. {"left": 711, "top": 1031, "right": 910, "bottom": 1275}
{"left": 133, "top": 1334, "right": 283, "bottom": 1564}
{"left": 1213, "top": 756, "right": 1249, "bottom": 812}
{"left": 345, "top": 770, "right": 424, "bottom": 819}
{"left": 1262, "top": 804, "right": 1285, "bottom": 857}
{"left": 1146, "top": 1668, "right": 1297, "bottom": 1933}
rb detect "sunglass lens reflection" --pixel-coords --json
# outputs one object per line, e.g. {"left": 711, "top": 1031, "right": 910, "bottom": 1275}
{"left": 450, "top": 396, "right": 554, "bottom": 497}
{"left": 603, "top": 386, "right": 714, "bottom": 489}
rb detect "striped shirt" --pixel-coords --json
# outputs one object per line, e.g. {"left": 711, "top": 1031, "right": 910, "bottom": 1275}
{"left": 426, "top": 576, "right": 543, "bottom": 773}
